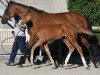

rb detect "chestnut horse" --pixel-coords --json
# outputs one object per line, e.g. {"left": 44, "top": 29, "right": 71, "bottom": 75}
{"left": 1, "top": 1, "right": 99, "bottom": 68}
{"left": 20, "top": 8, "right": 96, "bottom": 69}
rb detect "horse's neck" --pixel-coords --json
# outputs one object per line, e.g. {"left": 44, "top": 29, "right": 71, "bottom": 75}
{"left": 15, "top": 5, "right": 28, "bottom": 16}
{"left": 31, "top": 12, "right": 43, "bottom": 29}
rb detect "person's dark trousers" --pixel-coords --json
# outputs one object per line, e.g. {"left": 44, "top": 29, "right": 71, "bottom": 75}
{"left": 9, "top": 36, "right": 29, "bottom": 63}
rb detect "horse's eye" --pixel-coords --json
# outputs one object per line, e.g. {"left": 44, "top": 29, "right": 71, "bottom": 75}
{"left": 5, "top": 10, "right": 8, "bottom": 14}
{"left": 5, "top": 7, "right": 10, "bottom": 15}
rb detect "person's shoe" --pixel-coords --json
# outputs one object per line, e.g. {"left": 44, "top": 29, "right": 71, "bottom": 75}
{"left": 5, "top": 62, "right": 15, "bottom": 66}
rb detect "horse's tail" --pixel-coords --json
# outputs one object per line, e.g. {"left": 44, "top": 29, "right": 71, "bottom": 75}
{"left": 81, "top": 29, "right": 94, "bottom": 36}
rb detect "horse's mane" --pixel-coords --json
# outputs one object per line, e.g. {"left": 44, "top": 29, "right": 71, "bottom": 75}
{"left": 11, "top": 1, "right": 45, "bottom": 13}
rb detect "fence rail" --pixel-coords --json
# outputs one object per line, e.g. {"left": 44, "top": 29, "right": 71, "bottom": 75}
{"left": 0, "top": 29, "right": 14, "bottom": 45}
{"left": 0, "top": 29, "right": 30, "bottom": 45}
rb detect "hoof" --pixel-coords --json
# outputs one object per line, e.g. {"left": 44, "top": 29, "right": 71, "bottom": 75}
{"left": 61, "top": 64, "right": 67, "bottom": 69}
{"left": 63, "top": 66, "right": 67, "bottom": 69}
{"left": 88, "top": 64, "right": 91, "bottom": 67}
{"left": 60, "top": 66, "right": 67, "bottom": 69}
{"left": 52, "top": 66, "right": 57, "bottom": 69}
{"left": 52, "top": 63, "right": 58, "bottom": 69}
{"left": 86, "top": 66, "right": 90, "bottom": 70}
{"left": 94, "top": 65, "right": 99, "bottom": 68}
{"left": 30, "top": 63, "right": 35, "bottom": 66}
{"left": 46, "top": 60, "right": 52, "bottom": 65}
{"left": 17, "top": 65, "right": 24, "bottom": 68}
{"left": 59, "top": 64, "right": 63, "bottom": 67}
{"left": 94, "top": 61, "right": 100, "bottom": 68}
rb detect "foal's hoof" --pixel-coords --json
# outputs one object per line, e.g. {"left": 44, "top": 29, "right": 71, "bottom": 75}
{"left": 63, "top": 66, "right": 68, "bottom": 69}
{"left": 94, "top": 62, "right": 100, "bottom": 68}
{"left": 86, "top": 66, "right": 90, "bottom": 70}
{"left": 30, "top": 63, "right": 35, "bottom": 66}
{"left": 52, "top": 64, "right": 58, "bottom": 69}
{"left": 59, "top": 64, "right": 63, "bottom": 67}
{"left": 61, "top": 64, "right": 67, "bottom": 69}
{"left": 94, "top": 65, "right": 99, "bottom": 68}
{"left": 17, "top": 65, "right": 24, "bottom": 68}
{"left": 52, "top": 66, "right": 57, "bottom": 69}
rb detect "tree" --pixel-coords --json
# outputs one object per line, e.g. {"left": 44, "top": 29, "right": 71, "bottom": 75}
{"left": 68, "top": 0, "right": 100, "bottom": 26}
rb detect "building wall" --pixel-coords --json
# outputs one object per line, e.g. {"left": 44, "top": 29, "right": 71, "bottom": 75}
{"left": 15, "top": 0, "right": 68, "bottom": 13}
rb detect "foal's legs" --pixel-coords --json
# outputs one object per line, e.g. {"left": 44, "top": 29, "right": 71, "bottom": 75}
{"left": 66, "top": 35, "right": 89, "bottom": 69}
{"left": 80, "top": 35, "right": 100, "bottom": 68}
{"left": 44, "top": 44, "right": 57, "bottom": 69}
{"left": 63, "top": 39, "right": 75, "bottom": 67}
{"left": 30, "top": 39, "right": 56, "bottom": 68}
{"left": 27, "top": 35, "right": 39, "bottom": 65}
{"left": 30, "top": 39, "right": 44, "bottom": 65}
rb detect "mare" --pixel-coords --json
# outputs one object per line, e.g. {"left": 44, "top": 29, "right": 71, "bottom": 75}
{"left": 1, "top": 1, "right": 99, "bottom": 68}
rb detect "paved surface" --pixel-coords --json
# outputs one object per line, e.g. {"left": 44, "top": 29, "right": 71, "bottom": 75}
{"left": 0, "top": 46, "right": 100, "bottom": 75}
{"left": 0, "top": 55, "right": 100, "bottom": 75}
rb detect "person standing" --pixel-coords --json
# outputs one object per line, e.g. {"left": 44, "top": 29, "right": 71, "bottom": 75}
{"left": 5, "top": 20, "right": 28, "bottom": 66}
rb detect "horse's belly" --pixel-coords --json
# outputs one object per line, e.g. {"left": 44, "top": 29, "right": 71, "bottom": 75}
{"left": 45, "top": 30, "right": 64, "bottom": 41}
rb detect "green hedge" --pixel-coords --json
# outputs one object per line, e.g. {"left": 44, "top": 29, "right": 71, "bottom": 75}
{"left": 68, "top": 0, "right": 100, "bottom": 26}
{"left": 93, "top": 29, "right": 100, "bottom": 33}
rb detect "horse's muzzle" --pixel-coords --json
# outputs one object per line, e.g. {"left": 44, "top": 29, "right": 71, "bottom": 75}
{"left": 1, "top": 19, "right": 7, "bottom": 24}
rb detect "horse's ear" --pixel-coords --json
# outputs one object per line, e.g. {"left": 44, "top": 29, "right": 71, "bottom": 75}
{"left": 6, "top": 0, "right": 10, "bottom": 3}
{"left": 6, "top": 0, "right": 11, "bottom": 6}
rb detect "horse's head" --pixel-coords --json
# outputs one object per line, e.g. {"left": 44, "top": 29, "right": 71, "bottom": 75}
{"left": 1, "top": 1, "right": 16, "bottom": 24}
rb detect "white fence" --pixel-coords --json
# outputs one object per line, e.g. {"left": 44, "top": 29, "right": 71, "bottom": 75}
{"left": 0, "top": 29, "right": 30, "bottom": 45}
{"left": 0, "top": 29, "right": 14, "bottom": 45}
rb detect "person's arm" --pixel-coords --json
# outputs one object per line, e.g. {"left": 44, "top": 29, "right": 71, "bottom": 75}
{"left": 17, "top": 24, "right": 26, "bottom": 29}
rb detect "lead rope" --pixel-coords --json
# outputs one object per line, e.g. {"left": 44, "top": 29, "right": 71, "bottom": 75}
{"left": 1, "top": 29, "right": 21, "bottom": 55}
{"left": 1, "top": 36, "right": 14, "bottom": 54}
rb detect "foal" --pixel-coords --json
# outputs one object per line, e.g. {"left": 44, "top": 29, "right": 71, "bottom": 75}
{"left": 20, "top": 9, "right": 94, "bottom": 69}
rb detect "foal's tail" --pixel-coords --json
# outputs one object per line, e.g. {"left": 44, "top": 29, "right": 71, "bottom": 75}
{"left": 82, "top": 29, "right": 99, "bottom": 45}
{"left": 82, "top": 29, "right": 94, "bottom": 36}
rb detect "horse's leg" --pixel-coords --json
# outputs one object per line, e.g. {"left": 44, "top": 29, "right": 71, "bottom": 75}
{"left": 65, "top": 31, "right": 89, "bottom": 69}
{"left": 68, "top": 36, "right": 89, "bottom": 69}
{"left": 62, "top": 39, "right": 75, "bottom": 68}
{"left": 44, "top": 44, "right": 57, "bottom": 69}
{"left": 81, "top": 35, "right": 99, "bottom": 68}
{"left": 30, "top": 39, "right": 45, "bottom": 66}
{"left": 89, "top": 44, "right": 100, "bottom": 68}
{"left": 27, "top": 35, "right": 39, "bottom": 65}
{"left": 80, "top": 36, "right": 93, "bottom": 66}
{"left": 30, "top": 49, "right": 34, "bottom": 65}
{"left": 18, "top": 35, "right": 38, "bottom": 67}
